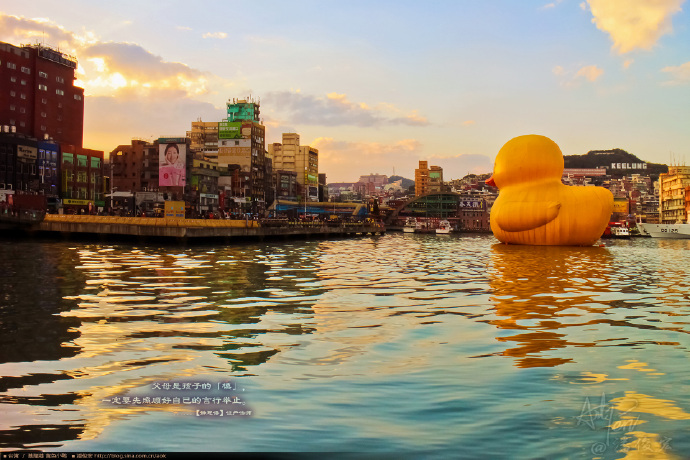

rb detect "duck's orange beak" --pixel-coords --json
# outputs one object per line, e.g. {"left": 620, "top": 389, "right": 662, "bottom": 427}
{"left": 485, "top": 176, "right": 496, "bottom": 187}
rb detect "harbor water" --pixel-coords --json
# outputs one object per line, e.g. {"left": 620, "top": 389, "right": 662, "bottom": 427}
{"left": 1, "top": 233, "right": 689, "bottom": 458}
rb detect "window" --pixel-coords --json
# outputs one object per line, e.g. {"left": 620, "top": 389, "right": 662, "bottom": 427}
{"left": 42, "top": 98, "right": 47, "bottom": 104}
{"left": 20, "top": 94, "right": 26, "bottom": 99}
{"left": 56, "top": 76, "right": 64, "bottom": 84}
{"left": 21, "top": 67, "right": 30, "bottom": 74}
{"left": 10, "top": 76, "right": 16, "bottom": 82}
{"left": 20, "top": 108, "right": 26, "bottom": 114}
{"left": 20, "top": 80, "right": 26, "bottom": 85}
{"left": 10, "top": 91, "right": 15, "bottom": 97}
{"left": 74, "top": 94, "right": 83, "bottom": 101}
{"left": 56, "top": 89, "right": 64, "bottom": 96}
{"left": 41, "top": 112, "right": 47, "bottom": 118}
{"left": 39, "top": 84, "right": 47, "bottom": 91}
{"left": 9, "top": 105, "right": 15, "bottom": 111}
{"left": 6, "top": 62, "right": 16, "bottom": 69}
{"left": 41, "top": 125, "right": 46, "bottom": 131}
{"left": 39, "top": 71, "right": 48, "bottom": 78}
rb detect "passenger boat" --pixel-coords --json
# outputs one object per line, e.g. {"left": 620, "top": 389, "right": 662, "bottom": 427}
{"left": 637, "top": 219, "right": 690, "bottom": 239}
{"left": 436, "top": 219, "right": 451, "bottom": 234}
{"left": 403, "top": 217, "right": 417, "bottom": 233}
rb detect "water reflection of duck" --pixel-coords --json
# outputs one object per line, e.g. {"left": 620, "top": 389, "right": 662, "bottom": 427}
{"left": 485, "top": 135, "right": 613, "bottom": 246}
{"left": 488, "top": 243, "right": 613, "bottom": 368}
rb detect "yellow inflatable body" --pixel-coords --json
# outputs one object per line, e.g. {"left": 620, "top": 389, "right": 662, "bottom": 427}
{"left": 486, "top": 135, "right": 613, "bottom": 246}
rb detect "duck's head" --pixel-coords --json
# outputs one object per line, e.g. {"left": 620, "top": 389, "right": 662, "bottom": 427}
{"left": 485, "top": 135, "right": 564, "bottom": 189}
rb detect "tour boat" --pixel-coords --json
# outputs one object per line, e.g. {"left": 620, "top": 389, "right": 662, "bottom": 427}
{"left": 436, "top": 220, "right": 451, "bottom": 234}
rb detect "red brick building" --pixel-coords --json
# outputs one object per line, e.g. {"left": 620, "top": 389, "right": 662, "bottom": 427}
{"left": 0, "top": 41, "right": 84, "bottom": 147}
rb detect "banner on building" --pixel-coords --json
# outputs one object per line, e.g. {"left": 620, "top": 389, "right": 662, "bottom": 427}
{"left": 219, "top": 121, "right": 243, "bottom": 139}
{"left": 159, "top": 142, "right": 187, "bottom": 187}
{"left": 17, "top": 145, "right": 37, "bottom": 160}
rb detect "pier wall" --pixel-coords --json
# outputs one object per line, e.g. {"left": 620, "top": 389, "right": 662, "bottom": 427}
{"left": 31, "top": 215, "right": 385, "bottom": 241}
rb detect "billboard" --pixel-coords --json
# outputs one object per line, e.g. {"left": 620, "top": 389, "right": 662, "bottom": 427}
{"left": 164, "top": 201, "right": 185, "bottom": 219}
{"left": 17, "top": 145, "right": 37, "bottom": 160}
{"left": 159, "top": 142, "right": 186, "bottom": 187}
{"left": 613, "top": 198, "right": 629, "bottom": 213}
{"left": 219, "top": 121, "right": 243, "bottom": 139}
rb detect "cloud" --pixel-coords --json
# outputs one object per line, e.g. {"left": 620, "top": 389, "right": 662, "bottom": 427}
{"left": 79, "top": 42, "right": 210, "bottom": 97}
{"left": 553, "top": 64, "right": 604, "bottom": 87}
{"left": 462, "top": 120, "right": 476, "bottom": 126}
{"left": 84, "top": 88, "right": 222, "bottom": 153}
{"left": 539, "top": 0, "right": 563, "bottom": 10}
{"left": 0, "top": 12, "right": 233, "bottom": 153}
{"left": 309, "top": 138, "right": 493, "bottom": 182}
{"left": 311, "top": 137, "right": 423, "bottom": 181}
{"left": 586, "top": 0, "right": 684, "bottom": 54}
{"left": 202, "top": 32, "right": 228, "bottom": 39}
{"left": 263, "top": 91, "right": 430, "bottom": 128}
{"left": 427, "top": 154, "right": 494, "bottom": 178}
{"left": 552, "top": 65, "right": 566, "bottom": 76}
{"left": 623, "top": 59, "right": 634, "bottom": 69}
{"left": 575, "top": 65, "right": 604, "bottom": 82}
{"left": 661, "top": 61, "right": 690, "bottom": 85}
{"left": 0, "top": 13, "right": 82, "bottom": 51}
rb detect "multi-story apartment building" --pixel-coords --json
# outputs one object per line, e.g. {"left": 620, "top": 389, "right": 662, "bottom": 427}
{"left": 188, "top": 121, "right": 219, "bottom": 160}
{"left": 415, "top": 161, "right": 444, "bottom": 196}
{"left": 267, "top": 132, "right": 319, "bottom": 202}
{"left": 110, "top": 139, "right": 160, "bottom": 194}
{"left": 659, "top": 166, "right": 690, "bottom": 224}
{"left": 0, "top": 41, "right": 84, "bottom": 147}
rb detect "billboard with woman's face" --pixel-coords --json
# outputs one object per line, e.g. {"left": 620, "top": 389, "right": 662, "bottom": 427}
{"left": 159, "top": 142, "right": 186, "bottom": 187}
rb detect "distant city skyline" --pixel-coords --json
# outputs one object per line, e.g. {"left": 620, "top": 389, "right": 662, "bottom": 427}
{"left": 1, "top": 0, "right": 688, "bottom": 182}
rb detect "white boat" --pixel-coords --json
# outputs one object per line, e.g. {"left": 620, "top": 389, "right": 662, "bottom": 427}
{"left": 637, "top": 219, "right": 690, "bottom": 239}
{"left": 436, "top": 219, "right": 451, "bottom": 234}
{"left": 403, "top": 217, "right": 417, "bottom": 233}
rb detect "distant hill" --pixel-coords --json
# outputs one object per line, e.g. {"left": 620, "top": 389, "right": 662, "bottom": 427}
{"left": 564, "top": 149, "right": 667, "bottom": 178}
{"left": 388, "top": 175, "right": 415, "bottom": 189}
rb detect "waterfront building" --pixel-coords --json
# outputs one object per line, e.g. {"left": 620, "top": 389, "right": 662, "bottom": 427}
{"left": 0, "top": 41, "right": 84, "bottom": 148}
{"left": 659, "top": 166, "right": 690, "bottom": 224}
{"left": 60, "top": 145, "right": 104, "bottom": 213}
{"left": 386, "top": 191, "right": 490, "bottom": 231}
{"left": 318, "top": 173, "right": 329, "bottom": 202}
{"left": 415, "top": 161, "right": 444, "bottom": 196}
{"left": 275, "top": 170, "right": 299, "bottom": 201}
{"left": 110, "top": 139, "right": 159, "bottom": 195}
{"left": 190, "top": 157, "right": 219, "bottom": 212}
{"left": 0, "top": 133, "right": 37, "bottom": 194}
{"left": 267, "top": 132, "right": 319, "bottom": 203}
{"left": 218, "top": 98, "right": 266, "bottom": 214}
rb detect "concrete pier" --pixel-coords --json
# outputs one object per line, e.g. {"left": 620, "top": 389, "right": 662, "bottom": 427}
{"left": 29, "top": 215, "right": 386, "bottom": 242}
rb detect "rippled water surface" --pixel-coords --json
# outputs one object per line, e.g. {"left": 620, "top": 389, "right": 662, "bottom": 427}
{"left": 1, "top": 234, "right": 689, "bottom": 458}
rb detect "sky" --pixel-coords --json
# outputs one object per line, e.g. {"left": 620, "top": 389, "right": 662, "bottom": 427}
{"left": 1, "top": 0, "right": 689, "bottom": 182}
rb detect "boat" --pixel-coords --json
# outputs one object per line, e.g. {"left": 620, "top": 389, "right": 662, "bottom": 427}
{"left": 637, "top": 219, "right": 690, "bottom": 239}
{"left": 436, "top": 219, "right": 451, "bottom": 234}
{"left": 602, "top": 222, "right": 630, "bottom": 239}
{"left": 403, "top": 217, "right": 417, "bottom": 233}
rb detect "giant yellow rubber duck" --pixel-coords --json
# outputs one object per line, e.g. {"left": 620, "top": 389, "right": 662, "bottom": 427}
{"left": 485, "top": 135, "right": 613, "bottom": 246}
